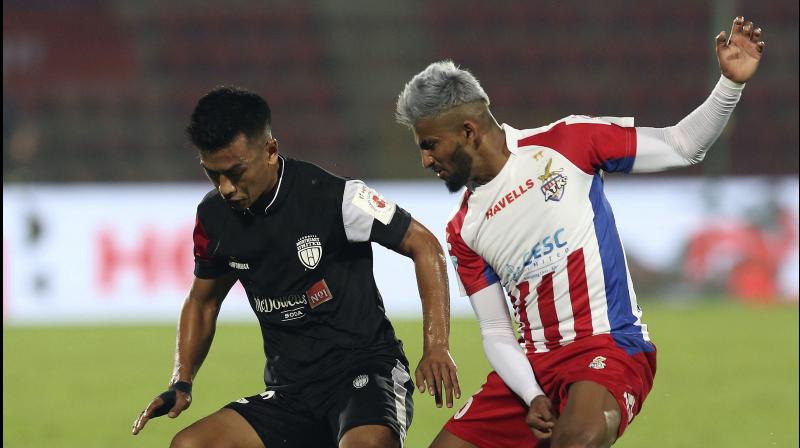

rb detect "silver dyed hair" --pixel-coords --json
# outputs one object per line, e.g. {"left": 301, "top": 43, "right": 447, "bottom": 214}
{"left": 395, "top": 60, "right": 490, "bottom": 128}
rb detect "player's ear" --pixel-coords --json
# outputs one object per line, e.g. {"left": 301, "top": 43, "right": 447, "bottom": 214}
{"left": 265, "top": 139, "right": 279, "bottom": 164}
{"left": 463, "top": 121, "right": 481, "bottom": 148}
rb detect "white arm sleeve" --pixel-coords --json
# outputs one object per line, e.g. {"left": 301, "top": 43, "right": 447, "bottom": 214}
{"left": 470, "top": 283, "right": 545, "bottom": 405}
{"left": 632, "top": 75, "right": 745, "bottom": 173}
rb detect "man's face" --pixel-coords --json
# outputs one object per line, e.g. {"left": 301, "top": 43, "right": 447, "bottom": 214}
{"left": 199, "top": 134, "right": 278, "bottom": 210}
{"left": 413, "top": 118, "right": 475, "bottom": 193}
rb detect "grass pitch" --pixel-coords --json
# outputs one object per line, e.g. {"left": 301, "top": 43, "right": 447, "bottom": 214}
{"left": 3, "top": 301, "right": 798, "bottom": 447}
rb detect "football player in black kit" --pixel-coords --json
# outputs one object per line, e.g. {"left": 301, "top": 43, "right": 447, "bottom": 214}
{"left": 132, "top": 86, "right": 461, "bottom": 448}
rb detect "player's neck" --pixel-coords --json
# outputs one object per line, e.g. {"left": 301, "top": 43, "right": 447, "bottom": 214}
{"left": 470, "top": 133, "right": 509, "bottom": 186}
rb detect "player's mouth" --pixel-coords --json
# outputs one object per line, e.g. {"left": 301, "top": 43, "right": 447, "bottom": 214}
{"left": 228, "top": 198, "right": 248, "bottom": 209}
{"left": 433, "top": 167, "right": 448, "bottom": 180}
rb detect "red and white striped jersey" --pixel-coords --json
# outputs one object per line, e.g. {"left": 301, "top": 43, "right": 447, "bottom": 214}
{"left": 447, "top": 116, "right": 653, "bottom": 355}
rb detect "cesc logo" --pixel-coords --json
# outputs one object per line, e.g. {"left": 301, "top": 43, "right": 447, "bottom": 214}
{"left": 522, "top": 228, "right": 567, "bottom": 266}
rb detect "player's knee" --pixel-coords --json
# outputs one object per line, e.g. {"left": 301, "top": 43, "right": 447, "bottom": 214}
{"left": 170, "top": 428, "right": 210, "bottom": 448}
{"left": 551, "top": 420, "right": 609, "bottom": 448}
{"left": 339, "top": 425, "right": 400, "bottom": 448}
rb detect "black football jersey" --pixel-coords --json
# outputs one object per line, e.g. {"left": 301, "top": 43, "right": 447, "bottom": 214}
{"left": 192, "top": 156, "right": 412, "bottom": 388}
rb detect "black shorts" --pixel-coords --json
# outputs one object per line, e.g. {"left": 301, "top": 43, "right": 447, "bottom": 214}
{"left": 224, "top": 357, "right": 414, "bottom": 447}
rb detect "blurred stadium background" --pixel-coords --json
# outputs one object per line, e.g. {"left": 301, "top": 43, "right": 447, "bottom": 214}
{"left": 3, "top": 0, "right": 798, "bottom": 447}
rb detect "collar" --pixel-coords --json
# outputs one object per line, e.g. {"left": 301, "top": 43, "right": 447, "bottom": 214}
{"left": 501, "top": 123, "right": 523, "bottom": 154}
{"left": 246, "top": 155, "right": 287, "bottom": 215}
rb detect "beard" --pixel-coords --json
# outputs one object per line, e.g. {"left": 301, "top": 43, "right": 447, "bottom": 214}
{"left": 444, "top": 143, "right": 473, "bottom": 193}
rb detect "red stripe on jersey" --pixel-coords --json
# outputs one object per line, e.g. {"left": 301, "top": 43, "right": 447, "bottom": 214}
{"left": 567, "top": 249, "right": 593, "bottom": 339}
{"left": 536, "top": 273, "right": 562, "bottom": 350}
{"left": 514, "top": 282, "right": 534, "bottom": 351}
{"left": 447, "top": 190, "right": 499, "bottom": 295}
{"left": 193, "top": 216, "right": 211, "bottom": 261}
{"left": 517, "top": 121, "right": 637, "bottom": 174}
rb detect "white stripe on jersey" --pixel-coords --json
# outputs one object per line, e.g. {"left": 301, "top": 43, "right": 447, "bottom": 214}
{"left": 525, "top": 288, "right": 549, "bottom": 354}
{"left": 582, "top": 229, "right": 612, "bottom": 335}
{"left": 552, "top": 266, "right": 577, "bottom": 346}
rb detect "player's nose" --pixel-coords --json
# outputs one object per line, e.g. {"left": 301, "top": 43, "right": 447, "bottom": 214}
{"left": 420, "top": 150, "right": 434, "bottom": 169}
{"left": 218, "top": 175, "right": 236, "bottom": 197}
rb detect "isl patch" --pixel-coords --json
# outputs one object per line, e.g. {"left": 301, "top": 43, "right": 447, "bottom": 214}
{"left": 306, "top": 279, "right": 334, "bottom": 309}
{"left": 352, "top": 183, "right": 396, "bottom": 225}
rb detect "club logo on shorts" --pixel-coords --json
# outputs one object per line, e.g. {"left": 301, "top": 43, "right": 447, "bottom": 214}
{"left": 538, "top": 158, "right": 568, "bottom": 202}
{"left": 589, "top": 356, "right": 607, "bottom": 370}
{"left": 623, "top": 391, "right": 635, "bottom": 423}
{"left": 296, "top": 235, "right": 322, "bottom": 269}
{"left": 353, "top": 374, "right": 369, "bottom": 389}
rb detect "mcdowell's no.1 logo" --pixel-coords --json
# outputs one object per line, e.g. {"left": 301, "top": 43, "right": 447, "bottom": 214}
{"left": 296, "top": 234, "right": 322, "bottom": 269}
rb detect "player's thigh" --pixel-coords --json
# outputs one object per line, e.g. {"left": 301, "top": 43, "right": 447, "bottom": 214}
{"left": 340, "top": 424, "right": 398, "bottom": 448}
{"left": 429, "top": 428, "right": 480, "bottom": 448}
{"left": 226, "top": 390, "right": 335, "bottom": 447}
{"left": 332, "top": 359, "right": 414, "bottom": 446}
{"left": 441, "top": 372, "right": 539, "bottom": 448}
{"left": 170, "top": 408, "right": 264, "bottom": 448}
{"left": 553, "top": 381, "right": 619, "bottom": 448}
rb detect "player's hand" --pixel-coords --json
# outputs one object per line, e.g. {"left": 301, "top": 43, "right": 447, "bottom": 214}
{"left": 716, "top": 16, "right": 765, "bottom": 83}
{"left": 131, "top": 386, "right": 192, "bottom": 435}
{"left": 415, "top": 346, "right": 461, "bottom": 409}
{"left": 527, "top": 395, "right": 557, "bottom": 440}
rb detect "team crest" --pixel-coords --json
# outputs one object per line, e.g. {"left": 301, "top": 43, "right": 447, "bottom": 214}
{"left": 296, "top": 235, "right": 322, "bottom": 269}
{"left": 588, "top": 356, "right": 606, "bottom": 370}
{"left": 353, "top": 374, "right": 369, "bottom": 389}
{"left": 538, "top": 159, "right": 568, "bottom": 202}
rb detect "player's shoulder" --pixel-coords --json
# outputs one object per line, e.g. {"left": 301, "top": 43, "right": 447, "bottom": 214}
{"left": 286, "top": 157, "right": 346, "bottom": 190}
{"left": 445, "top": 188, "right": 473, "bottom": 232}
{"left": 519, "top": 115, "right": 633, "bottom": 138}
{"left": 196, "top": 188, "right": 226, "bottom": 218}
{"left": 513, "top": 115, "right": 634, "bottom": 153}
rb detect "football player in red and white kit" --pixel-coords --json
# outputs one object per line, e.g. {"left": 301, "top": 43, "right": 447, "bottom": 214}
{"left": 396, "top": 16, "right": 764, "bottom": 448}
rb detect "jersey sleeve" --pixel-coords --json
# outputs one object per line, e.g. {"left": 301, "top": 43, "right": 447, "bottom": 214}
{"left": 446, "top": 196, "right": 500, "bottom": 296}
{"left": 517, "top": 115, "right": 637, "bottom": 174}
{"left": 341, "top": 180, "right": 412, "bottom": 250}
{"left": 192, "top": 214, "right": 231, "bottom": 279}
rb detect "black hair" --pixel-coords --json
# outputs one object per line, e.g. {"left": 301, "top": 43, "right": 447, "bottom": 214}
{"left": 186, "top": 86, "right": 271, "bottom": 152}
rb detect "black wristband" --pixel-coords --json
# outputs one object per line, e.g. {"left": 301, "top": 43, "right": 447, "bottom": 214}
{"left": 150, "top": 382, "right": 192, "bottom": 418}
{"left": 170, "top": 381, "right": 193, "bottom": 395}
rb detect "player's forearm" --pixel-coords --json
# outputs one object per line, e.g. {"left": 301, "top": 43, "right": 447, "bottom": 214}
{"left": 470, "top": 285, "right": 545, "bottom": 404}
{"left": 170, "top": 295, "right": 220, "bottom": 384}
{"left": 412, "top": 238, "right": 451, "bottom": 350}
{"left": 481, "top": 333, "right": 545, "bottom": 404}
{"left": 633, "top": 75, "right": 744, "bottom": 173}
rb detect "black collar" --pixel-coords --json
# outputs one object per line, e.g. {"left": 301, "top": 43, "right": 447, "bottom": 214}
{"left": 244, "top": 156, "right": 287, "bottom": 216}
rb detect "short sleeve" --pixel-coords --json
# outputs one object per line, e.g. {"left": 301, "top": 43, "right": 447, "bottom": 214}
{"left": 192, "top": 215, "right": 231, "bottom": 279}
{"left": 517, "top": 115, "right": 638, "bottom": 174}
{"left": 341, "top": 180, "right": 412, "bottom": 249}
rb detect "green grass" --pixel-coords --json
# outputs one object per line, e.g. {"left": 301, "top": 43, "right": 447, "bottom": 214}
{"left": 4, "top": 301, "right": 798, "bottom": 447}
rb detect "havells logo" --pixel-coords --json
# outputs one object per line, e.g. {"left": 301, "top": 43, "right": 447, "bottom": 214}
{"left": 538, "top": 159, "right": 568, "bottom": 202}
{"left": 296, "top": 235, "right": 322, "bottom": 269}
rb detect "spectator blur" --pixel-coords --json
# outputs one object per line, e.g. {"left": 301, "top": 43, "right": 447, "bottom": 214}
{"left": 3, "top": 0, "right": 798, "bottom": 182}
